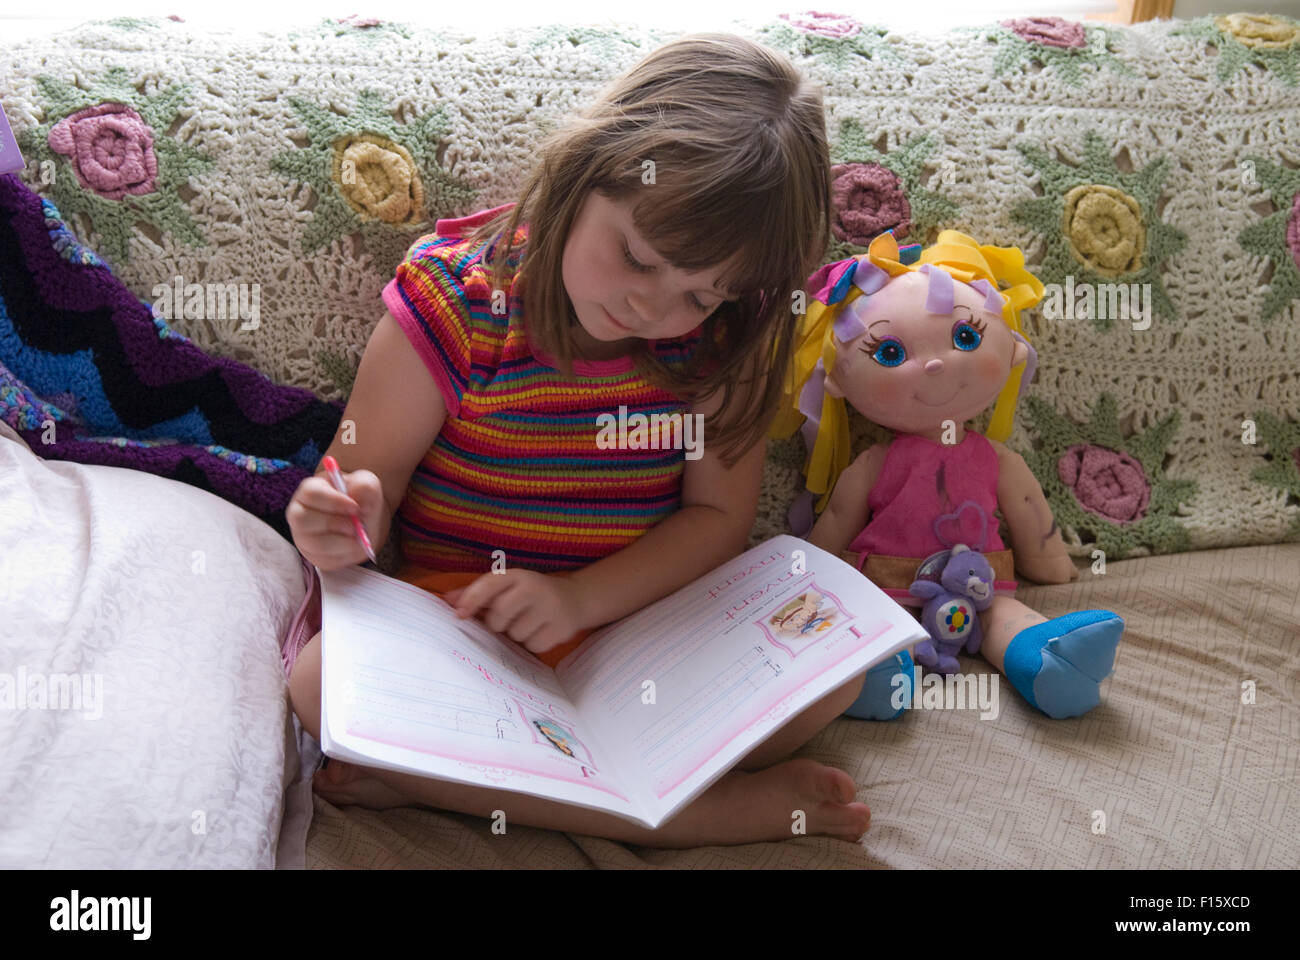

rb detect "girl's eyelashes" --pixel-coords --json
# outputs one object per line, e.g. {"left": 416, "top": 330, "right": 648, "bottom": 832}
{"left": 621, "top": 239, "right": 652, "bottom": 274}
{"left": 622, "top": 239, "right": 713, "bottom": 312}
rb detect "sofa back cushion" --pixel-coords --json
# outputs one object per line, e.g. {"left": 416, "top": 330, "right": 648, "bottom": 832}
{"left": 3, "top": 13, "right": 1299, "bottom": 558}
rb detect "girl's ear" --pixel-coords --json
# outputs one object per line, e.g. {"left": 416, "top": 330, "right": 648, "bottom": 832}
{"left": 825, "top": 369, "right": 845, "bottom": 399}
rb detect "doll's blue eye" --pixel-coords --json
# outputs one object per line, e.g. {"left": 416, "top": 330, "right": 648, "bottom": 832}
{"left": 871, "top": 339, "right": 905, "bottom": 367}
{"left": 953, "top": 322, "right": 982, "bottom": 351}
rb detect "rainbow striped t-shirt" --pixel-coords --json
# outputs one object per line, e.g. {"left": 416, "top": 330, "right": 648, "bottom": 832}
{"left": 380, "top": 203, "right": 705, "bottom": 573}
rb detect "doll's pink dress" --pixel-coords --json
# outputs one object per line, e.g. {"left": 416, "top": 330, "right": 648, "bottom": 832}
{"left": 845, "top": 431, "right": 1019, "bottom": 606}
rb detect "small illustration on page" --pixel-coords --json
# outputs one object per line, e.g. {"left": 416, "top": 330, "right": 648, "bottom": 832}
{"left": 523, "top": 709, "right": 596, "bottom": 771}
{"left": 535, "top": 719, "right": 576, "bottom": 756}
{"left": 758, "top": 585, "right": 848, "bottom": 658}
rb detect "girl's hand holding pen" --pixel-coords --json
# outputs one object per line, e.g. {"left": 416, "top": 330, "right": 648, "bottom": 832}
{"left": 286, "top": 459, "right": 386, "bottom": 572}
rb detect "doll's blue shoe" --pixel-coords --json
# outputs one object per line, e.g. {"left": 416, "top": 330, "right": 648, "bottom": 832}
{"left": 1003, "top": 610, "right": 1123, "bottom": 719}
{"left": 843, "top": 649, "right": 914, "bottom": 720}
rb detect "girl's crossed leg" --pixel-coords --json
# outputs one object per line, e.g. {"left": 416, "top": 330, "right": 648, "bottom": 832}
{"left": 288, "top": 631, "right": 872, "bottom": 848}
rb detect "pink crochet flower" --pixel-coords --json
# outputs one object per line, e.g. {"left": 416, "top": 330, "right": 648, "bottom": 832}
{"left": 1058, "top": 444, "right": 1152, "bottom": 524}
{"left": 1286, "top": 191, "right": 1300, "bottom": 272}
{"left": 48, "top": 102, "right": 158, "bottom": 200}
{"left": 1001, "top": 16, "right": 1087, "bottom": 49}
{"left": 336, "top": 14, "right": 384, "bottom": 28}
{"left": 779, "top": 11, "right": 862, "bottom": 40}
{"left": 830, "top": 162, "right": 912, "bottom": 246}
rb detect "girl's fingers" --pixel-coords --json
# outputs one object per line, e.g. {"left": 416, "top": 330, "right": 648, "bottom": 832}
{"left": 453, "top": 572, "right": 516, "bottom": 618}
{"left": 512, "top": 613, "right": 550, "bottom": 649}
{"left": 299, "top": 477, "right": 361, "bottom": 515}
{"left": 299, "top": 513, "right": 363, "bottom": 538}
{"left": 306, "top": 530, "right": 367, "bottom": 564}
{"left": 344, "top": 470, "right": 385, "bottom": 515}
{"left": 310, "top": 514, "right": 354, "bottom": 537}
{"left": 483, "top": 583, "right": 530, "bottom": 634}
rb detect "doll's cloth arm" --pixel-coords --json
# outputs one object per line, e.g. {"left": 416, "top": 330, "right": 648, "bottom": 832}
{"left": 991, "top": 439, "right": 1079, "bottom": 585}
{"left": 806, "top": 442, "right": 888, "bottom": 559}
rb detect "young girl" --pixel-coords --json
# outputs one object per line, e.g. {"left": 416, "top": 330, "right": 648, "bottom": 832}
{"left": 283, "top": 33, "right": 875, "bottom": 848}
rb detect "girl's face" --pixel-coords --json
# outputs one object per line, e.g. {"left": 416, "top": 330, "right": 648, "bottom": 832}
{"left": 562, "top": 189, "right": 740, "bottom": 344}
{"left": 825, "top": 270, "right": 1027, "bottom": 435}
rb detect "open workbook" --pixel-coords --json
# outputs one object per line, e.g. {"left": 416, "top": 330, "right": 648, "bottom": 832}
{"left": 318, "top": 535, "right": 928, "bottom": 830}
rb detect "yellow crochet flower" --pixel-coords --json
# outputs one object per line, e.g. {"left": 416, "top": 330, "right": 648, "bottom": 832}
{"left": 332, "top": 133, "right": 425, "bottom": 224}
{"left": 1214, "top": 13, "right": 1299, "bottom": 50}
{"left": 1062, "top": 183, "right": 1145, "bottom": 277}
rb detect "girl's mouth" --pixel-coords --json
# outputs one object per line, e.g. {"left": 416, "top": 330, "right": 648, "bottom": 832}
{"left": 603, "top": 306, "right": 633, "bottom": 333}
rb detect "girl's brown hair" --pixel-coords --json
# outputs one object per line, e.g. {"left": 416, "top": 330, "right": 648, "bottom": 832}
{"left": 467, "top": 31, "right": 831, "bottom": 466}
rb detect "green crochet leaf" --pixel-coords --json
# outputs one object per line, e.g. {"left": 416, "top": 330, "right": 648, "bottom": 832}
{"left": 1235, "top": 155, "right": 1300, "bottom": 323}
{"left": 1249, "top": 411, "right": 1300, "bottom": 540}
{"left": 977, "top": 21, "right": 1135, "bottom": 88}
{"left": 757, "top": 19, "right": 904, "bottom": 74}
{"left": 1172, "top": 15, "right": 1300, "bottom": 87}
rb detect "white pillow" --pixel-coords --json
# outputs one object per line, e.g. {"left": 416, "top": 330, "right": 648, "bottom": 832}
{"left": 0, "top": 421, "right": 316, "bottom": 868}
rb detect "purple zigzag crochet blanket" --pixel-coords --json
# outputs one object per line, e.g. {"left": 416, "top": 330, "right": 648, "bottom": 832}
{"left": 0, "top": 174, "right": 343, "bottom": 541}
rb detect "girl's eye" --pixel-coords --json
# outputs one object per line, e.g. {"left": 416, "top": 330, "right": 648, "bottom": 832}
{"left": 622, "top": 241, "right": 652, "bottom": 274}
{"left": 867, "top": 338, "right": 905, "bottom": 367}
{"left": 624, "top": 240, "right": 713, "bottom": 312}
{"left": 953, "top": 321, "right": 983, "bottom": 351}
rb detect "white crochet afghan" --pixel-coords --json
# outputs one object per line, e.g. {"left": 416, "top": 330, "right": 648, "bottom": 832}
{"left": 2, "top": 12, "right": 1299, "bottom": 559}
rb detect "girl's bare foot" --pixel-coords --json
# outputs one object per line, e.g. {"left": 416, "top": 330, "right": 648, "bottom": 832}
{"left": 701, "top": 757, "right": 870, "bottom": 843}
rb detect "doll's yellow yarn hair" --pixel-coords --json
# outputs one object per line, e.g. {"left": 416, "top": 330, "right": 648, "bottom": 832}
{"left": 771, "top": 229, "right": 1045, "bottom": 512}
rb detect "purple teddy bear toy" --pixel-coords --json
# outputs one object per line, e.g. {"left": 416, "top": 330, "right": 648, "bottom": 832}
{"left": 907, "top": 501, "right": 998, "bottom": 674}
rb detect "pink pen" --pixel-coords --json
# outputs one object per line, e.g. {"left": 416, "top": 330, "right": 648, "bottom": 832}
{"left": 320, "top": 455, "right": 377, "bottom": 564}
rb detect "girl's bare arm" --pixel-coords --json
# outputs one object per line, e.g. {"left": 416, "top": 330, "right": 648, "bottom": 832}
{"left": 312, "top": 310, "right": 447, "bottom": 547}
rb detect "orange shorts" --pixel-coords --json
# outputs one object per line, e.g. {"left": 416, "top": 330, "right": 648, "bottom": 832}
{"left": 280, "top": 555, "right": 589, "bottom": 680}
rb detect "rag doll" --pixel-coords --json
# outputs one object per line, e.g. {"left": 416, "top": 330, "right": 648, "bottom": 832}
{"left": 771, "top": 229, "right": 1124, "bottom": 721}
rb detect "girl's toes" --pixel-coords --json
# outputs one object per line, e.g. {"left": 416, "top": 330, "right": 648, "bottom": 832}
{"left": 798, "top": 758, "right": 855, "bottom": 804}
{"left": 313, "top": 767, "right": 345, "bottom": 794}
{"left": 825, "top": 766, "right": 857, "bottom": 804}
{"left": 830, "top": 802, "right": 871, "bottom": 841}
{"left": 810, "top": 763, "right": 870, "bottom": 838}
{"left": 312, "top": 769, "right": 344, "bottom": 801}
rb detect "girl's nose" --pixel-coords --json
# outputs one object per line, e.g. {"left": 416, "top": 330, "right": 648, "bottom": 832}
{"left": 626, "top": 290, "right": 659, "bottom": 329}
{"left": 924, "top": 358, "right": 944, "bottom": 374}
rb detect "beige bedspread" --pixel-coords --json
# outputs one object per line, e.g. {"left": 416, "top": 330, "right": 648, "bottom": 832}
{"left": 302, "top": 543, "right": 1300, "bottom": 868}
